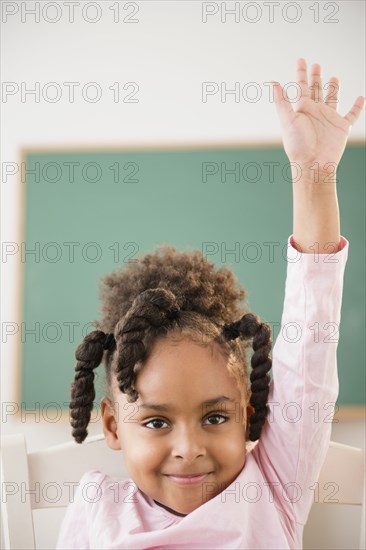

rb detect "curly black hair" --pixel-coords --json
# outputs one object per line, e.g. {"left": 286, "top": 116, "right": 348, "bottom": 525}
{"left": 69, "top": 244, "right": 272, "bottom": 444}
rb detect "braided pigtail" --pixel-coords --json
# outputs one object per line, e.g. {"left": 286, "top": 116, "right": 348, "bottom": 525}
{"left": 223, "top": 313, "right": 272, "bottom": 441}
{"left": 112, "top": 287, "right": 182, "bottom": 401}
{"left": 70, "top": 330, "right": 116, "bottom": 444}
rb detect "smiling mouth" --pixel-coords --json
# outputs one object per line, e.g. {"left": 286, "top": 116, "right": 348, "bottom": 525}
{"left": 164, "top": 472, "right": 213, "bottom": 485}
{"left": 168, "top": 473, "right": 211, "bottom": 477}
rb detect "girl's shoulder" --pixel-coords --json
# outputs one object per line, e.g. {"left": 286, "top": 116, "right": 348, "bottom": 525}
{"left": 72, "top": 469, "right": 145, "bottom": 526}
{"left": 76, "top": 469, "right": 136, "bottom": 505}
{"left": 71, "top": 470, "right": 109, "bottom": 507}
{"left": 77, "top": 468, "right": 132, "bottom": 490}
{"left": 79, "top": 468, "right": 108, "bottom": 483}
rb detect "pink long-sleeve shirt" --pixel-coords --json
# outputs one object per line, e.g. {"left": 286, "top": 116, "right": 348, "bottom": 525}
{"left": 56, "top": 234, "right": 349, "bottom": 550}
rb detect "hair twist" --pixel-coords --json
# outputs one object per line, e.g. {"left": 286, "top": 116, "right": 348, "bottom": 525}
{"left": 223, "top": 313, "right": 272, "bottom": 441}
{"left": 112, "top": 288, "right": 181, "bottom": 402}
{"left": 103, "top": 332, "right": 116, "bottom": 351}
{"left": 69, "top": 330, "right": 111, "bottom": 444}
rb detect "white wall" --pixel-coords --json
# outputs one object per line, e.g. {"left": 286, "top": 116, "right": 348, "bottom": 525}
{"left": 1, "top": 1, "right": 365, "bottom": 548}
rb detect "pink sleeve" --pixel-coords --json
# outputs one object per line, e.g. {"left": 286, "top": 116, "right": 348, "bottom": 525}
{"left": 289, "top": 234, "right": 347, "bottom": 252}
{"left": 252, "top": 234, "right": 349, "bottom": 525}
{"left": 56, "top": 470, "right": 103, "bottom": 550}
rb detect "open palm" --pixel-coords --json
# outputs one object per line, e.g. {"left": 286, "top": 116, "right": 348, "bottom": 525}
{"left": 271, "top": 58, "right": 365, "bottom": 170}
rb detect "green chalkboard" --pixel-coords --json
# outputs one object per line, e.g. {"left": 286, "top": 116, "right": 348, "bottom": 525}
{"left": 19, "top": 143, "right": 365, "bottom": 412}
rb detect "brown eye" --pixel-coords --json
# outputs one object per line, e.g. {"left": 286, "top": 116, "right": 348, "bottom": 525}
{"left": 143, "top": 418, "right": 168, "bottom": 430}
{"left": 204, "top": 414, "right": 229, "bottom": 425}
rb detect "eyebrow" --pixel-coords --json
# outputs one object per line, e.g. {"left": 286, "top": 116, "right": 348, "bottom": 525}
{"left": 138, "top": 396, "right": 235, "bottom": 412}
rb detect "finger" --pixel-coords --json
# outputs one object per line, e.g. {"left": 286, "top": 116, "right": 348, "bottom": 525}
{"left": 344, "top": 96, "right": 365, "bottom": 126}
{"left": 309, "top": 63, "right": 323, "bottom": 103}
{"left": 325, "top": 77, "right": 340, "bottom": 111}
{"left": 296, "top": 58, "right": 310, "bottom": 100}
{"left": 271, "top": 81, "right": 295, "bottom": 126}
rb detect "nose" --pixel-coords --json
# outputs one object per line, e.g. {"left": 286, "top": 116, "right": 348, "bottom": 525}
{"left": 171, "top": 424, "right": 207, "bottom": 461}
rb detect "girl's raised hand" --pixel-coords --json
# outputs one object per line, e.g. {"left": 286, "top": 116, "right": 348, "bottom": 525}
{"left": 271, "top": 58, "right": 365, "bottom": 171}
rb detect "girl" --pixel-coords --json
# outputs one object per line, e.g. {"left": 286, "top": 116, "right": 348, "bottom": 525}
{"left": 56, "top": 58, "right": 364, "bottom": 549}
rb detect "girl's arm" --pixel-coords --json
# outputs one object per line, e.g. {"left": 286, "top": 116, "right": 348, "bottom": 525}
{"left": 271, "top": 58, "right": 364, "bottom": 254}
{"left": 249, "top": 60, "right": 363, "bottom": 528}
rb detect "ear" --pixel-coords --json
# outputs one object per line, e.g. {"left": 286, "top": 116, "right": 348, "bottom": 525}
{"left": 101, "top": 397, "right": 122, "bottom": 451}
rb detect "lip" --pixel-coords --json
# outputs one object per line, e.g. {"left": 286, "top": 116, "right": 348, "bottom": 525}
{"left": 164, "top": 472, "right": 212, "bottom": 485}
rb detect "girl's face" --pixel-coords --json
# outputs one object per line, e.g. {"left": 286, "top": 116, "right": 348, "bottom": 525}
{"left": 101, "top": 336, "right": 249, "bottom": 516}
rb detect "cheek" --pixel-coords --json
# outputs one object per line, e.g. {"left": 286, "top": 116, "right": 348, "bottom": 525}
{"left": 120, "top": 427, "right": 164, "bottom": 470}
{"left": 127, "top": 450, "right": 164, "bottom": 483}
{"left": 219, "top": 435, "right": 245, "bottom": 456}
{"left": 219, "top": 422, "right": 247, "bottom": 454}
